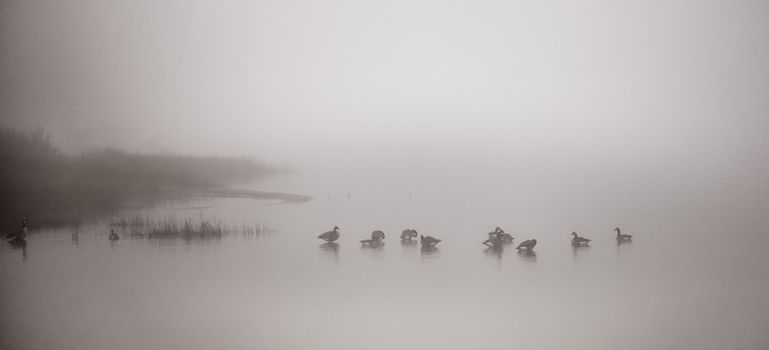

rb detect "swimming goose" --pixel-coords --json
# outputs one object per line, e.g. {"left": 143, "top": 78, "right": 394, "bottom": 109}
{"left": 516, "top": 239, "right": 537, "bottom": 251}
{"left": 571, "top": 232, "right": 591, "bottom": 246}
{"left": 371, "top": 230, "right": 385, "bottom": 241}
{"left": 360, "top": 238, "right": 382, "bottom": 246}
{"left": 615, "top": 227, "right": 632, "bottom": 241}
{"left": 6, "top": 220, "right": 28, "bottom": 241}
{"left": 109, "top": 229, "right": 120, "bottom": 241}
{"left": 487, "top": 227, "right": 513, "bottom": 243}
{"left": 420, "top": 235, "right": 441, "bottom": 247}
{"left": 487, "top": 226, "right": 503, "bottom": 239}
{"left": 400, "top": 229, "right": 418, "bottom": 241}
{"left": 483, "top": 235, "right": 504, "bottom": 248}
{"left": 318, "top": 226, "right": 340, "bottom": 243}
{"left": 483, "top": 228, "right": 505, "bottom": 247}
{"left": 361, "top": 230, "right": 385, "bottom": 246}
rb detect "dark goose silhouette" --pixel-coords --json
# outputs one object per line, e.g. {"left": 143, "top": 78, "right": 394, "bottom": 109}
{"left": 5, "top": 220, "right": 28, "bottom": 241}
{"left": 400, "top": 229, "right": 418, "bottom": 241}
{"left": 516, "top": 239, "right": 537, "bottom": 251}
{"left": 571, "top": 232, "right": 591, "bottom": 246}
{"left": 615, "top": 227, "right": 632, "bottom": 241}
{"left": 420, "top": 235, "right": 441, "bottom": 247}
{"left": 318, "top": 226, "right": 340, "bottom": 243}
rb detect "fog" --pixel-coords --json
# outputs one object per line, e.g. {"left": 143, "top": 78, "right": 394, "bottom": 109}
{"left": 2, "top": 0, "right": 767, "bottom": 169}
{"left": 2, "top": 0, "right": 769, "bottom": 227}
{"left": 3, "top": 2, "right": 769, "bottom": 349}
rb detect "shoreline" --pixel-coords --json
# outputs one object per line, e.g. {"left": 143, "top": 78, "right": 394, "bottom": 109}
{"left": 168, "top": 187, "right": 314, "bottom": 204}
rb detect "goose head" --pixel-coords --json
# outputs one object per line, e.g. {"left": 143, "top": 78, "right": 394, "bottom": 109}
{"left": 571, "top": 232, "right": 577, "bottom": 237}
{"left": 333, "top": 226, "right": 340, "bottom": 232}
{"left": 614, "top": 227, "right": 621, "bottom": 233}
{"left": 495, "top": 226, "right": 503, "bottom": 233}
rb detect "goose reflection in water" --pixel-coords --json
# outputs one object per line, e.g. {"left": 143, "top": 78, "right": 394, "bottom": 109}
{"left": 517, "top": 249, "right": 537, "bottom": 264}
{"left": 420, "top": 245, "right": 439, "bottom": 257}
{"left": 484, "top": 245, "right": 504, "bottom": 263}
{"left": 571, "top": 241, "right": 591, "bottom": 259}
{"left": 318, "top": 242, "right": 339, "bottom": 261}
{"left": 8, "top": 238, "right": 28, "bottom": 261}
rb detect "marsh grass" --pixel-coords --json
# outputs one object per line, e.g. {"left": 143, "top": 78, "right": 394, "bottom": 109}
{"left": 109, "top": 215, "right": 271, "bottom": 240}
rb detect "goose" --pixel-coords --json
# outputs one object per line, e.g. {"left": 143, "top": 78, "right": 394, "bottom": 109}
{"left": 361, "top": 230, "right": 385, "bottom": 246}
{"left": 400, "top": 229, "right": 418, "bottom": 241}
{"left": 615, "top": 227, "right": 632, "bottom": 241}
{"left": 483, "top": 235, "right": 504, "bottom": 248}
{"left": 318, "top": 226, "right": 340, "bottom": 243}
{"left": 371, "top": 230, "right": 385, "bottom": 241}
{"left": 420, "top": 235, "right": 441, "bottom": 247}
{"left": 109, "top": 229, "right": 120, "bottom": 241}
{"left": 6, "top": 220, "right": 28, "bottom": 241}
{"left": 488, "top": 227, "right": 513, "bottom": 243}
{"left": 487, "top": 226, "right": 503, "bottom": 239}
{"left": 360, "top": 239, "right": 382, "bottom": 246}
{"left": 516, "top": 239, "right": 537, "bottom": 251}
{"left": 571, "top": 232, "right": 591, "bottom": 246}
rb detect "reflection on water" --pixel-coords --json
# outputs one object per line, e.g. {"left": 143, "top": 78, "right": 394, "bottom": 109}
{"left": 2, "top": 173, "right": 769, "bottom": 350}
{"left": 615, "top": 239, "right": 632, "bottom": 257}
{"left": 419, "top": 245, "right": 439, "bottom": 261}
{"left": 318, "top": 242, "right": 339, "bottom": 263}
{"left": 360, "top": 243, "right": 385, "bottom": 260}
{"left": 6, "top": 238, "right": 27, "bottom": 262}
{"left": 483, "top": 245, "right": 504, "bottom": 261}
{"left": 571, "top": 242, "right": 591, "bottom": 259}
{"left": 516, "top": 249, "right": 537, "bottom": 264}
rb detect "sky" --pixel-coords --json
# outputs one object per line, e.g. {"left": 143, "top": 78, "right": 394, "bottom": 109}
{"left": 1, "top": 0, "right": 768, "bottom": 173}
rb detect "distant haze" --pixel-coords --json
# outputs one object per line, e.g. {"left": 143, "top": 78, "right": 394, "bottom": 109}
{"left": 1, "top": 0, "right": 768, "bottom": 176}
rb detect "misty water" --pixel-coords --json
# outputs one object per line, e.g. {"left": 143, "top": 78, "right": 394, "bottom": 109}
{"left": 2, "top": 169, "right": 768, "bottom": 350}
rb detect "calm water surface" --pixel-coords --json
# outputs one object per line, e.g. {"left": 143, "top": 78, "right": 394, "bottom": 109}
{"left": 2, "top": 171, "right": 769, "bottom": 350}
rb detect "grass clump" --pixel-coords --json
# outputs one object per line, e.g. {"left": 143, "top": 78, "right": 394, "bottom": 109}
{"left": 109, "top": 215, "right": 270, "bottom": 240}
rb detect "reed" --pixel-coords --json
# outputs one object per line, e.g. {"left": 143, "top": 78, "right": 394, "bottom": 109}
{"left": 108, "top": 215, "right": 271, "bottom": 239}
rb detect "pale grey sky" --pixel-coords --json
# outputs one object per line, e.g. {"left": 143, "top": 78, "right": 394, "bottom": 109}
{"left": 1, "top": 0, "right": 768, "bottom": 171}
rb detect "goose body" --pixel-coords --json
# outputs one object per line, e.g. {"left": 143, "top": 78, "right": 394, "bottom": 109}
{"left": 318, "top": 226, "right": 340, "bottom": 243}
{"left": 487, "top": 226, "right": 503, "bottom": 239}
{"left": 571, "top": 232, "right": 591, "bottom": 246}
{"left": 516, "top": 239, "right": 537, "bottom": 251}
{"left": 371, "top": 230, "right": 385, "bottom": 241}
{"left": 615, "top": 227, "right": 632, "bottom": 241}
{"left": 487, "top": 227, "right": 513, "bottom": 244}
{"left": 6, "top": 220, "right": 28, "bottom": 241}
{"left": 483, "top": 235, "right": 504, "bottom": 248}
{"left": 401, "top": 229, "right": 418, "bottom": 241}
{"left": 420, "top": 235, "right": 441, "bottom": 247}
{"left": 360, "top": 239, "right": 383, "bottom": 246}
{"left": 361, "top": 230, "right": 385, "bottom": 246}
{"left": 109, "top": 229, "right": 120, "bottom": 241}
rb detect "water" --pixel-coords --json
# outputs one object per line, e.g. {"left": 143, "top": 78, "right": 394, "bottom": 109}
{"left": 2, "top": 169, "right": 769, "bottom": 350}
